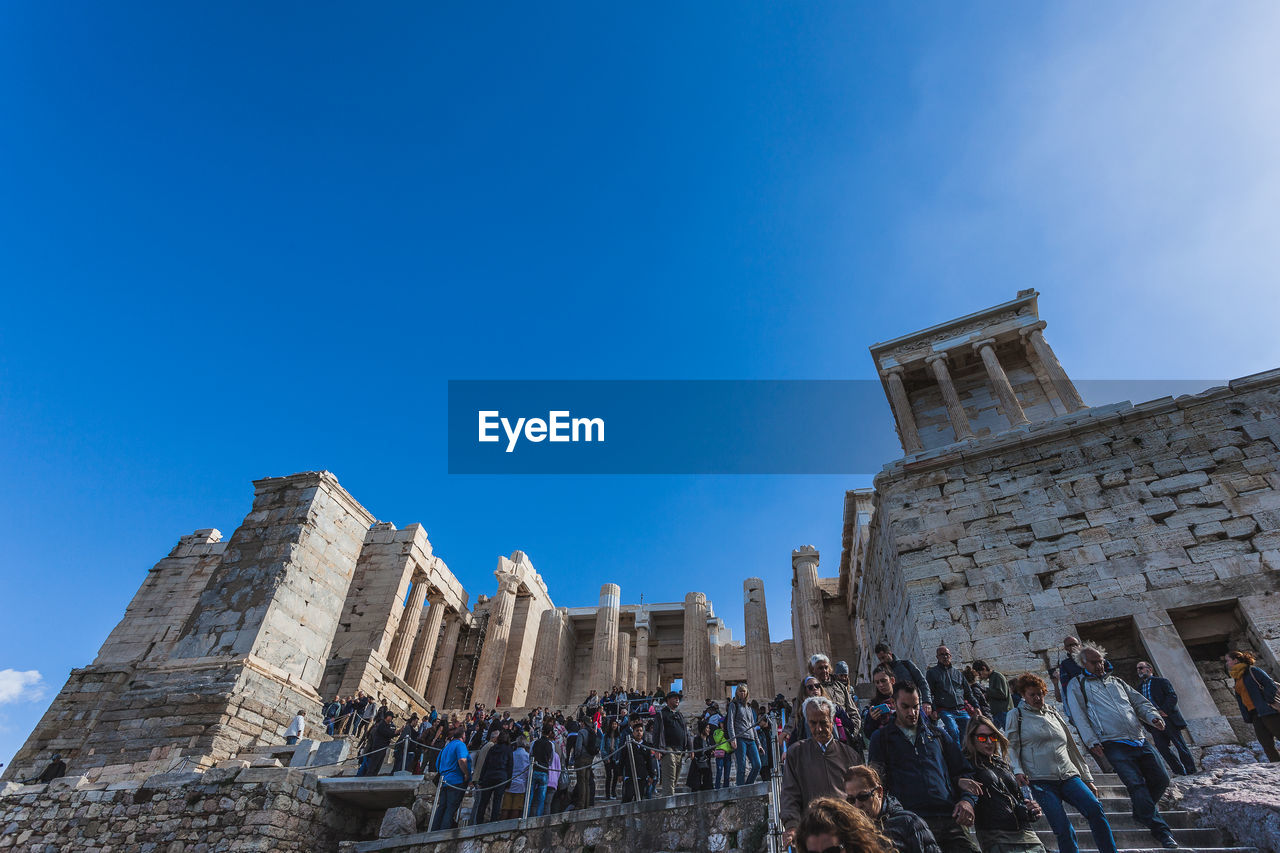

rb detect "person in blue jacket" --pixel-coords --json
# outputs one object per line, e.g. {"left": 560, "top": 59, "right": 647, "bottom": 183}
{"left": 868, "top": 681, "right": 980, "bottom": 853}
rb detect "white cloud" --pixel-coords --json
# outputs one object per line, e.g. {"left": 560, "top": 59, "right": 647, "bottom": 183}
{"left": 903, "top": 3, "right": 1280, "bottom": 379}
{"left": 0, "top": 670, "right": 45, "bottom": 704}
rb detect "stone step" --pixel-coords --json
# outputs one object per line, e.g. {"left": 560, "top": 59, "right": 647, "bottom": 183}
{"left": 1059, "top": 849, "right": 1256, "bottom": 853}
{"left": 1063, "top": 810, "right": 1198, "bottom": 830}
{"left": 1036, "top": 828, "right": 1225, "bottom": 847}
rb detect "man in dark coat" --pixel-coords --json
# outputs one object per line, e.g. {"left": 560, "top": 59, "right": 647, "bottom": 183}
{"left": 358, "top": 710, "right": 399, "bottom": 777}
{"left": 1136, "top": 661, "right": 1196, "bottom": 775}
{"left": 875, "top": 643, "right": 933, "bottom": 711}
{"left": 868, "top": 682, "right": 979, "bottom": 853}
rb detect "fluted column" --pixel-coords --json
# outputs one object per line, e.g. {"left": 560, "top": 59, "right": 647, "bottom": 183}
{"left": 973, "top": 339, "right": 1029, "bottom": 427}
{"left": 634, "top": 625, "right": 650, "bottom": 692}
{"left": 472, "top": 572, "right": 519, "bottom": 707}
{"left": 743, "top": 577, "right": 776, "bottom": 698}
{"left": 883, "top": 367, "right": 924, "bottom": 453}
{"left": 528, "top": 608, "right": 563, "bottom": 706}
{"left": 629, "top": 656, "right": 638, "bottom": 688}
{"left": 425, "top": 614, "right": 461, "bottom": 708}
{"left": 926, "top": 353, "right": 974, "bottom": 441}
{"left": 589, "top": 584, "right": 621, "bottom": 691}
{"left": 683, "top": 592, "right": 713, "bottom": 698}
{"left": 792, "top": 546, "right": 827, "bottom": 666}
{"left": 386, "top": 576, "right": 428, "bottom": 675}
{"left": 615, "top": 631, "right": 631, "bottom": 688}
{"left": 405, "top": 595, "right": 445, "bottom": 694}
{"left": 1021, "top": 321, "right": 1086, "bottom": 412}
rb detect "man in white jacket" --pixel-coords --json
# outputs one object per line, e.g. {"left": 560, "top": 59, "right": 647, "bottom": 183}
{"left": 284, "top": 710, "right": 305, "bottom": 746}
{"left": 1066, "top": 642, "right": 1177, "bottom": 849}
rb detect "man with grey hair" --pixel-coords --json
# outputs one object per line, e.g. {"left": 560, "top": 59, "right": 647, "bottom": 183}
{"left": 783, "top": 653, "right": 862, "bottom": 745}
{"left": 1067, "top": 641, "right": 1178, "bottom": 849}
{"left": 779, "top": 695, "right": 863, "bottom": 847}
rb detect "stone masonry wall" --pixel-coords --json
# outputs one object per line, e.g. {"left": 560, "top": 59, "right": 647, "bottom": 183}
{"left": 856, "top": 371, "right": 1280, "bottom": 743}
{"left": 0, "top": 767, "right": 374, "bottom": 853}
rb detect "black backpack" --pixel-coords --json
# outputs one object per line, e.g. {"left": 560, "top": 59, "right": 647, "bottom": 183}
{"left": 586, "top": 727, "right": 601, "bottom": 755}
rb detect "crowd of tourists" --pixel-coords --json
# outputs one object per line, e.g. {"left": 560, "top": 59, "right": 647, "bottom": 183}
{"left": 782, "top": 638, "right": 1280, "bottom": 853}
{"left": 259, "top": 637, "right": 1280, "bottom": 849}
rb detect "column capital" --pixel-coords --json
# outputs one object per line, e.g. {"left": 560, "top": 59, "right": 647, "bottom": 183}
{"left": 791, "top": 545, "right": 819, "bottom": 568}
{"left": 971, "top": 337, "right": 998, "bottom": 352}
{"left": 883, "top": 365, "right": 906, "bottom": 378}
{"left": 925, "top": 352, "right": 951, "bottom": 365}
{"left": 1018, "top": 320, "right": 1048, "bottom": 338}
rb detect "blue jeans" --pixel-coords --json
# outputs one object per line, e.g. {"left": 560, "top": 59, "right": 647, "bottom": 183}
{"left": 528, "top": 770, "right": 549, "bottom": 817}
{"left": 1103, "top": 740, "right": 1171, "bottom": 836}
{"left": 936, "top": 709, "right": 970, "bottom": 744}
{"left": 714, "top": 755, "right": 731, "bottom": 788}
{"left": 1032, "top": 775, "right": 1117, "bottom": 853}
{"left": 430, "top": 783, "right": 466, "bottom": 831}
{"left": 734, "top": 738, "right": 762, "bottom": 785}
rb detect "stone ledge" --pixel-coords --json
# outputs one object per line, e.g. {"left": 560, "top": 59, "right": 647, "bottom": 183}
{"left": 353, "top": 781, "right": 771, "bottom": 851}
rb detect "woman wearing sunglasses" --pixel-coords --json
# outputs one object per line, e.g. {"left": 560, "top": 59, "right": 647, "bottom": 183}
{"left": 794, "top": 796, "right": 896, "bottom": 853}
{"left": 843, "top": 764, "right": 940, "bottom": 853}
{"left": 961, "top": 716, "right": 1045, "bottom": 853}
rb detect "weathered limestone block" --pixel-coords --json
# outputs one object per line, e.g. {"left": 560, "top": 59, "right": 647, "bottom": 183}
{"left": 378, "top": 805, "right": 418, "bottom": 837}
{"left": 1168, "top": 763, "right": 1280, "bottom": 853}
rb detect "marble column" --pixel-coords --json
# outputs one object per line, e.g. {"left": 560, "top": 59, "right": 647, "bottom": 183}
{"left": 883, "top": 366, "right": 924, "bottom": 453}
{"left": 425, "top": 614, "right": 461, "bottom": 709}
{"left": 683, "top": 592, "right": 713, "bottom": 698}
{"left": 926, "top": 353, "right": 974, "bottom": 441}
{"left": 792, "top": 546, "right": 827, "bottom": 666}
{"left": 529, "top": 608, "right": 564, "bottom": 707}
{"left": 743, "top": 577, "right": 776, "bottom": 698}
{"left": 1020, "top": 321, "right": 1086, "bottom": 412}
{"left": 589, "top": 584, "right": 621, "bottom": 691}
{"left": 1135, "top": 609, "right": 1235, "bottom": 745}
{"left": 973, "top": 338, "right": 1030, "bottom": 427}
{"left": 634, "top": 624, "right": 650, "bottom": 692}
{"left": 629, "top": 656, "right": 638, "bottom": 689}
{"left": 386, "top": 576, "right": 428, "bottom": 676}
{"left": 615, "top": 631, "right": 631, "bottom": 688}
{"left": 404, "top": 595, "right": 445, "bottom": 694}
{"left": 471, "top": 572, "right": 520, "bottom": 708}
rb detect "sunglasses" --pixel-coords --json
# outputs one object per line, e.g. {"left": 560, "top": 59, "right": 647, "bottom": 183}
{"left": 974, "top": 734, "right": 996, "bottom": 743}
{"left": 805, "top": 683, "right": 821, "bottom": 691}
{"left": 848, "top": 787, "right": 880, "bottom": 802}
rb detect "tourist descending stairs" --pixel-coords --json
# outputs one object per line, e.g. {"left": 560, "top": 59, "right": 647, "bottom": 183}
{"left": 1036, "top": 771, "right": 1255, "bottom": 853}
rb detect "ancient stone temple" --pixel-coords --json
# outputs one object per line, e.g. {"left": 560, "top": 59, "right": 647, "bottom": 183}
{"left": 836, "top": 289, "right": 1280, "bottom": 746}
{"left": 1, "top": 472, "right": 795, "bottom": 783}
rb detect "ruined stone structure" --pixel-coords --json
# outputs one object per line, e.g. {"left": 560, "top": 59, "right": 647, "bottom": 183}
{"left": 3, "top": 472, "right": 794, "bottom": 783}
{"left": 836, "top": 290, "right": 1280, "bottom": 747}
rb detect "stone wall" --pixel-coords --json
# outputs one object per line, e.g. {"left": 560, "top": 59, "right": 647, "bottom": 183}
{"left": 852, "top": 370, "right": 1280, "bottom": 745}
{"left": 0, "top": 767, "right": 374, "bottom": 853}
{"left": 348, "top": 784, "right": 771, "bottom": 853}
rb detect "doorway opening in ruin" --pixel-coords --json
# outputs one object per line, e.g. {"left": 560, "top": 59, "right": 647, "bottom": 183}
{"left": 1074, "top": 615, "right": 1143, "bottom": 685}
{"left": 1169, "top": 600, "right": 1254, "bottom": 742}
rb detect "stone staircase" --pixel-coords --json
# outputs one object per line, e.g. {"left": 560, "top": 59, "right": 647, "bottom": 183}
{"left": 1038, "top": 772, "right": 1256, "bottom": 853}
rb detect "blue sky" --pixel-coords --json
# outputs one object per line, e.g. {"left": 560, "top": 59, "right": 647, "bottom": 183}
{"left": 2, "top": 3, "right": 1278, "bottom": 764}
